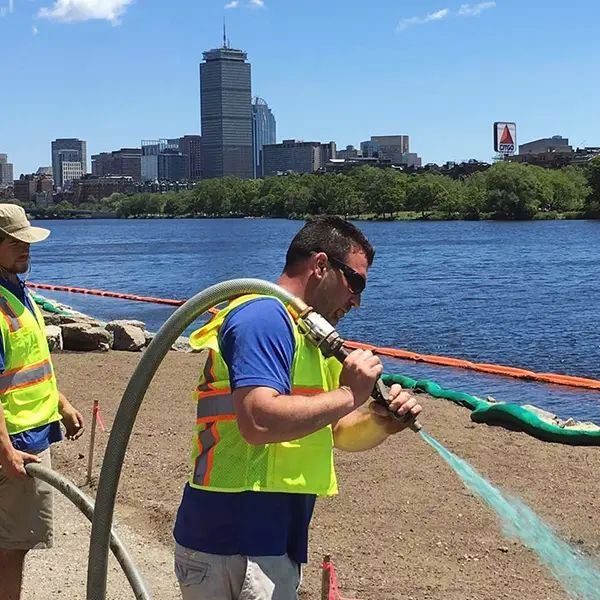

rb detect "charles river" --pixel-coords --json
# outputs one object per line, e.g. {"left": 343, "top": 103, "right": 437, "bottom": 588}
{"left": 29, "top": 218, "right": 600, "bottom": 423}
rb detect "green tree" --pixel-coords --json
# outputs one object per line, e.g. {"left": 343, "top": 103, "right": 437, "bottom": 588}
{"left": 483, "top": 162, "right": 548, "bottom": 220}
{"left": 405, "top": 175, "right": 448, "bottom": 218}
{"left": 100, "top": 192, "right": 126, "bottom": 212}
{"left": 56, "top": 200, "right": 73, "bottom": 211}
{"left": 460, "top": 171, "right": 487, "bottom": 219}
{"left": 349, "top": 166, "right": 384, "bottom": 215}
{"left": 540, "top": 167, "right": 589, "bottom": 212}
{"left": 189, "top": 179, "right": 231, "bottom": 215}
{"left": 433, "top": 175, "right": 462, "bottom": 219}
{"left": 585, "top": 156, "right": 600, "bottom": 215}
{"left": 309, "top": 174, "right": 362, "bottom": 217}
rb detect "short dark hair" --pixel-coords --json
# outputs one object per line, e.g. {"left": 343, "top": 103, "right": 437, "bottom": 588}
{"left": 284, "top": 215, "right": 375, "bottom": 272}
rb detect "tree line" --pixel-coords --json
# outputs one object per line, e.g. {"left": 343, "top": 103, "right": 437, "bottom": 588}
{"left": 36, "top": 157, "right": 600, "bottom": 220}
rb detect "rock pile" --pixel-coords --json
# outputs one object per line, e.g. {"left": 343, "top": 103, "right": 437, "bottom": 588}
{"left": 38, "top": 296, "right": 193, "bottom": 354}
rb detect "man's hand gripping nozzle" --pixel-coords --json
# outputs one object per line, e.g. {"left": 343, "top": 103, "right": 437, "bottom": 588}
{"left": 288, "top": 297, "right": 422, "bottom": 433}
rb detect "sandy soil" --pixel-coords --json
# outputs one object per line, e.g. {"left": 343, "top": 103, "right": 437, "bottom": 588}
{"left": 21, "top": 351, "right": 600, "bottom": 599}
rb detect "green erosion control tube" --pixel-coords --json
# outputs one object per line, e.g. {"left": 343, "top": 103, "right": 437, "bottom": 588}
{"left": 382, "top": 374, "right": 600, "bottom": 446}
{"left": 31, "top": 292, "right": 74, "bottom": 316}
{"left": 25, "top": 463, "right": 150, "bottom": 599}
{"left": 87, "top": 279, "right": 299, "bottom": 600}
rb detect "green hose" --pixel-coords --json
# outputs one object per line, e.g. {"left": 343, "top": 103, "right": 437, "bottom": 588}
{"left": 381, "top": 374, "right": 600, "bottom": 446}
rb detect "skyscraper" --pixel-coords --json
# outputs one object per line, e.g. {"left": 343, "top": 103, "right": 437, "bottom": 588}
{"left": 51, "top": 138, "right": 87, "bottom": 188}
{"left": 179, "top": 135, "right": 202, "bottom": 182}
{"left": 200, "top": 35, "right": 253, "bottom": 180}
{"left": 92, "top": 148, "right": 142, "bottom": 182}
{"left": 361, "top": 135, "right": 410, "bottom": 163}
{"left": 0, "top": 154, "right": 14, "bottom": 188}
{"left": 252, "top": 97, "right": 276, "bottom": 178}
{"left": 141, "top": 140, "right": 187, "bottom": 182}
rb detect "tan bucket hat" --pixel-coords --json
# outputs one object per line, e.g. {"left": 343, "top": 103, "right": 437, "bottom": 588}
{"left": 0, "top": 204, "right": 50, "bottom": 243}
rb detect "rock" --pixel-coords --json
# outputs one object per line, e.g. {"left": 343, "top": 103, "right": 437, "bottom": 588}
{"left": 45, "top": 325, "right": 63, "bottom": 352}
{"left": 58, "top": 314, "right": 106, "bottom": 328}
{"left": 61, "top": 323, "right": 113, "bottom": 352}
{"left": 43, "top": 312, "right": 104, "bottom": 328}
{"left": 106, "top": 319, "right": 146, "bottom": 331}
{"left": 143, "top": 333, "right": 193, "bottom": 352}
{"left": 107, "top": 322, "right": 146, "bottom": 352}
{"left": 171, "top": 336, "right": 192, "bottom": 353}
{"left": 42, "top": 312, "right": 67, "bottom": 327}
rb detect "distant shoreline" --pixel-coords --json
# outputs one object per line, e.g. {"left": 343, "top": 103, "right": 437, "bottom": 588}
{"left": 28, "top": 211, "right": 595, "bottom": 222}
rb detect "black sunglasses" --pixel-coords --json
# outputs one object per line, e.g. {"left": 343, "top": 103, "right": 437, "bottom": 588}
{"left": 327, "top": 256, "right": 366, "bottom": 295}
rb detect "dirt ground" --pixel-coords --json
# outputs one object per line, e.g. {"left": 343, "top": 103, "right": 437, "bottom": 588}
{"left": 28, "top": 351, "right": 600, "bottom": 599}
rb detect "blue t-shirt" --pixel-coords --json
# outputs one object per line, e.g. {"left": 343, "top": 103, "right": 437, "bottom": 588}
{"left": 173, "top": 298, "right": 317, "bottom": 564}
{"left": 0, "top": 278, "right": 62, "bottom": 452}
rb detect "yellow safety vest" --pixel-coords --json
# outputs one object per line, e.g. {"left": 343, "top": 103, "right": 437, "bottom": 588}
{"left": 188, "top": 294, "right": 342, "bottom": 497}
{"left": 0, "top": 284, "right": 60, "bottom": 435}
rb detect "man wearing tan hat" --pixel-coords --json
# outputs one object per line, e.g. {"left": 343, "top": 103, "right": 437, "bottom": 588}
{"left": 0, "top": 204, "right": 85, "bottom": 599}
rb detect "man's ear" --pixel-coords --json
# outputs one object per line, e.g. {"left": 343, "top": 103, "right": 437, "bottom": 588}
{"left": 312, "top": 252, "right": 328, "bottom": 278}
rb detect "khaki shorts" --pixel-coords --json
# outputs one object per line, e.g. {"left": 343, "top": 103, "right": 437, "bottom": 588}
{"left": 0, "top": 447, "right": 53, "bottom": 550}
{"left": 175, "top": 544, "right": 301, "bottom": 600}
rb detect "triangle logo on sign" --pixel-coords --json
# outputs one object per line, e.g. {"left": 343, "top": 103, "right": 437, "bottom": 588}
{"left": 500, "top": 125, "right": 514, "bottom": 145}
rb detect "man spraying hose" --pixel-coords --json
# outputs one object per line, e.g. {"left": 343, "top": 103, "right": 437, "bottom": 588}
{"left": 0, "top": 205, "right": 85, "bottom": 600}
{"left": 173, "top": 215, "right": 422, "bottom": 600}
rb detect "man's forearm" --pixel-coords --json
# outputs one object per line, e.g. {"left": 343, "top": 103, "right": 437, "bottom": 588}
{"left": 237, "top": 387, "right": 356, "bottom": 445}
{"left": 58, "top": 391, "right": 68, "bottom": 412}
{"left": 333, "top": 405, "right": 390, "bottom": 452}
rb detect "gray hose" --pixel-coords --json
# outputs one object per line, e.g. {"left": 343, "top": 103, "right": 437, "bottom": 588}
{"left": 26, "top": 463, "right": 150, "bottom": 599}
{"left": 87, "top": 279, "right": 297, "bottom": 600}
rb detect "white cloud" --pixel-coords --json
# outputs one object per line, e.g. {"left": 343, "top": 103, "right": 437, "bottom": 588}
{"left": 458, "top": 2, "right": 496, "bottom": 17}
{"left": 224, "top": 0, "right": 239, "bottom": 8}
{"left": 249, "top": 0, "right": 265, "bottom": 7}
{"left": 38, "top": 0, "right": 134, "bottom": 24}
{"left": 32, "top": 24, "right": 39, "bottom": 35}
{"left": 397, "top": 8, "right": 449, "bottom": 31}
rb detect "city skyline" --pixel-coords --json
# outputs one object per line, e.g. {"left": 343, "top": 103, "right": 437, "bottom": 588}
{"left": 2, "top": 0, "right": 600, "bottom": 175}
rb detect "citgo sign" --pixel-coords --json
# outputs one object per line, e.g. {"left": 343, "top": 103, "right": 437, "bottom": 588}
{"left": 494, "top": 122, "right": 517, "bottom": 155}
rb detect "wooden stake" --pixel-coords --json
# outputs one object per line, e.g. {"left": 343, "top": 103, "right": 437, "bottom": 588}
{"left": 86, "top": 399, "right": 98, "bottom": 485}
{"left": 321, "top": 554, "right": 331, "bottom": 600}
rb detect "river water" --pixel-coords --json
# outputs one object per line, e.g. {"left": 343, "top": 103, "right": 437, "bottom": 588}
{"left": 28, "top": 218, "right": 600, "bottom": 423}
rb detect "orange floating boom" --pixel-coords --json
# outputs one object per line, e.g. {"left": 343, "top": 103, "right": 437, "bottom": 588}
{"left": 28, "top": 282, "right": 219, "bottom": 314}
{"left": 29, "top": 282, "right": 600, "bottom": 391}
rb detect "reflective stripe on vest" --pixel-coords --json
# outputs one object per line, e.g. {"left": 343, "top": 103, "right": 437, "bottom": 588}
{"left": 196, "top": 394, "right": 235, "bottom": 424}
{"left": 0, "top": 295, "right": 25, "bottom": 333}
{"left": 0, "top": 359, "right": 53, "bottom": 394}
{"left": 193, "top": 424, "right": 220, "bottom": 487}
{"left": 196, "top": 349, "right": 218, "bottom": 394}
{"left": 195, "top": 387, "right": 328, "bottom": 424}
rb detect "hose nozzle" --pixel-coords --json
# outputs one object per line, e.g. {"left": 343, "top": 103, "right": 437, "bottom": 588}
{"left": 293, "top": 300, "right": 422, "bottom": 433}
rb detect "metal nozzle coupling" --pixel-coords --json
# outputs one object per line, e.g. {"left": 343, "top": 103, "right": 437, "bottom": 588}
{"left": 295, "top": 309, "right": 347, "bottom": 360}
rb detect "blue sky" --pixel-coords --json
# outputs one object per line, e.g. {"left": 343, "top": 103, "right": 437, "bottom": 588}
{"left": 1, "top": 0, "right": 599, "bottom": 176}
